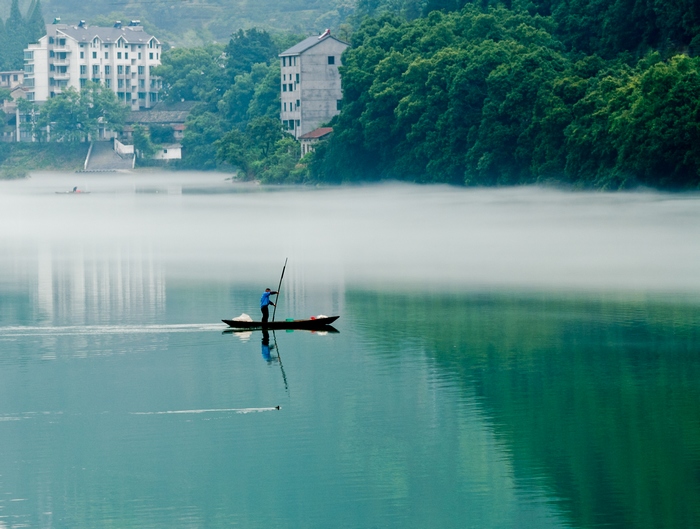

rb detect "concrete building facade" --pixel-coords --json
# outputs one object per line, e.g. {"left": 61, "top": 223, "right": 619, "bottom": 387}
{"left": 0, "top": 71, "right": 24, "bottom": 90}
{"left": 279, "top": 31, "right": 349, "bottom": 139}
{"left": 23, "top": 20, "right": 162, "bottom": 111}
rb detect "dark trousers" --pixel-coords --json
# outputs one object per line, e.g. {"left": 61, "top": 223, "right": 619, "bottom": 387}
{"left": 261, "top": 305, "right": 270, "bottom": 324}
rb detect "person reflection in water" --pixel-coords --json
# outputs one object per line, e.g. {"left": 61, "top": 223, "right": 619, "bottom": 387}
{"left": 260, "top": 288, "right": 277, "bottom": 324}
{"left": 261, "top": 329, "right": 275, "bottom": 363}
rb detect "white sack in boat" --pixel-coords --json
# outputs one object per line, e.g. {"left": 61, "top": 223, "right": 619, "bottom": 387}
{"left": 233, "top": 313, "right": 253, "bottom": 322}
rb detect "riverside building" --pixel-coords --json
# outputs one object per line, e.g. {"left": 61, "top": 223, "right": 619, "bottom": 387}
{"left": 22, "top": 19, "right": 162, "bottom": 111}
{"left": 279, "top": 30, "right": 349, "bottom": 139}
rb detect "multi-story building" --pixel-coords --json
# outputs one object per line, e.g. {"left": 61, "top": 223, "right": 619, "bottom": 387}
{"left": 279, "top": 31, "right": 349, "bottom": 139}
{"left": 23, "top": 20, "right": 162, "bottom": 111}
{"left": 0, "top": 70, "right": 24, "bottom": 90}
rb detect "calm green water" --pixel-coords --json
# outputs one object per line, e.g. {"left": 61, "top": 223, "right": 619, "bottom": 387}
{"left": 0, "top": 174, "right": 699, "bottom": 528}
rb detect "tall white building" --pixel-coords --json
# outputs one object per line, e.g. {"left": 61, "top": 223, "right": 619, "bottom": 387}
{"left": 23, "top": 20, "right": 162, "bottom": 111}
{"left": 279, "top": 31, "right": 349, "bottom": 139}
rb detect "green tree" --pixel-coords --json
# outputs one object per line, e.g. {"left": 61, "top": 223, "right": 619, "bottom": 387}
{"left": 225, "top": 28, "right": 277, "bottom": 82}
{"left": 154, "top": 45, "right": 228, "bottom": 104}
{"left": 4, "top": 0, "right": 26, "bottom": 70}
{"left": 33, "top": 82, "right": 128, "bottom": 143}
{"left": 133, "top": 124, "right": 156, "bottom": 159}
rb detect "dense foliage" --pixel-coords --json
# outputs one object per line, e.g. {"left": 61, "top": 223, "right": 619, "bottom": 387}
{"left": 0, "top": 0, "right": 44, "bottom": 70}
{"left": 30, "top": 0, "right": 352, "bottom": 47}
{"left": 310, "top": 7, "right": 700, "bottom": 189}
{"left": 154, "top": 30, "right": 306, "bottom": 181}
{"left": 19, "top": 82, "right": 128, "bottom": 142}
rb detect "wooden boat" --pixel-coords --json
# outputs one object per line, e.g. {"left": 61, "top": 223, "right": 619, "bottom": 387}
{"left": 222, "top": 316, "right": 339, "bottom": 330}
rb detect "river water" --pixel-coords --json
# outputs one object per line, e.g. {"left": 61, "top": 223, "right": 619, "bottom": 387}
{"left": 0, "top": 172, "right": 698, "bottom": 528}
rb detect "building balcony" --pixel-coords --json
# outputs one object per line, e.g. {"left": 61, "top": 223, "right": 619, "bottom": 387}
{"left": 52, "top": 59, "right": 70, "bottom": 66}
{"left": 52, "top": 72, "right": 70, "bottom": 80}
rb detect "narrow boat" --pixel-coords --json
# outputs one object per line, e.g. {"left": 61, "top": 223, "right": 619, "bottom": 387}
{"left": 56, "top": 187, "right": 90, "bottom": 194}
{"left": 222, "top": 316, "right": 339, "bottom": 330}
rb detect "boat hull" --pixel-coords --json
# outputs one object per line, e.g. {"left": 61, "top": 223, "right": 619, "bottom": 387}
{"left": 222, "top": 316, "right": 339, "bottom": 330}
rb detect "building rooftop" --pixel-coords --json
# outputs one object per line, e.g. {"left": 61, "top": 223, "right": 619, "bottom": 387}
{"left": 126, "top": 101, "right": 197, "bottom": 125}
{"left": 280, "top": 34, "right": 348, "bottom": 56}
{"left": 54, "top": 23, "right": 158, "bottom": 44}
{"left": 299, "top": 127, "right": 333, "bottom": 140}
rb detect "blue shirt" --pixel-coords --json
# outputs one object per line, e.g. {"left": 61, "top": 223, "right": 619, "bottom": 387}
{"left": 260, "top": 291, "right": 273, "bottom": 308}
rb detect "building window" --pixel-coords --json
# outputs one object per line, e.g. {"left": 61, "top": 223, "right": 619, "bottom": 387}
{"left": 296, "top": 100, "right": 300, "bottom": 108}
{"left": 24, "top": 51, "right": 33, "bottom": 60}
{"left": 296, "top": 73, "right": 299, "bottom": 83}
{"left": 80, "top": 79, "right": 86, "bottom": 87}
{"left": 105, "top": 79, "right": 111, "bottom": 87}
{"left": 288, "top": 83, "right": 293, "bottom": 91}
{"left": 138, "top": 66, "right": 144, "bottom": 75}
{"left": 118, "top": 79, "right": 124, "bottom": 88}
{"left": 126, "top": 66, "right": 130, "bottom": 74}
{"left": 118, "top": 52, "right": 122, "bottom": 59}
{"left": 80, "top": 51, "right": 84, "bottom": 59}
{"left": 125, "top": 53, "right": 129, "bottom": 59}
{"left": 296, "top": 120, "right": 300, "bottom": 128}
{"left": 93, "top": 51, "right": 97, "bottom": 59}
{"left": 93, "top": 65, "right": 100, "bottom": 75}
{"left": 23, "top": 78, "right": 34, "bottom": 87}
{"left": 49, "top": 37, "right": 54, "bottom": 44}
{"left": 138, "top": 92, "right": 146, "bottom": 99}
{"left": 282, "top": 84, "right": 287, "bottom": 92}
{"left": 337, "top": 99, "right": 342, "bottom": 110}
{"left": 26, "top": 92, "right": 34, "bottom": 101}
{"left": 80, "top": 65, "right": 87, "bottom": 75}
{"left": 105, "top": 52, "right": 109, "bottom": 59}
{"left": 105, "top": 65, "right": 110, "bottom": 75}
{"left": 24, "top": 64, "right": 33, "bottom": 73}
{"left": 283, "top": 102, "right": 286, "bottom": 111}
{"left": 118, "top": 65, "right": 123, "bottom": 74}
{"left": 149, "top": 52, "right": 153, "bottom": 60}
{"left": 138, "top": 53, "right": 141, "bottom": 59}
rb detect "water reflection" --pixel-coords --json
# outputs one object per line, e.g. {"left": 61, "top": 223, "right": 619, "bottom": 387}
{"left": 348, "top": 290, "right": 700, "bottom": 529}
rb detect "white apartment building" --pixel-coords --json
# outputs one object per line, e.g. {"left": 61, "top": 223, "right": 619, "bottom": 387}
{"left": 23, "top": 20, "right": 162, "bottom": 111}
{"left": 279, "top": 31, "right": 349, "bottom": 139}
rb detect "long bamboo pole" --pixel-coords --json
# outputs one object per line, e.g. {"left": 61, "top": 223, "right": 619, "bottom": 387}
{"left": 271, "top": 258, "right": 288, "bottom": 322}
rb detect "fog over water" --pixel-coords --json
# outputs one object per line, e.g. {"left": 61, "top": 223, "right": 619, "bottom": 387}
{"left": 1, "top": 171, "right": 699, "bottom": 294}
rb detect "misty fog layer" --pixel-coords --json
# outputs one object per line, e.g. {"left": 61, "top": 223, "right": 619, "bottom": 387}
{"left": 1, "top": 172, "right": 699, "bottom": 294}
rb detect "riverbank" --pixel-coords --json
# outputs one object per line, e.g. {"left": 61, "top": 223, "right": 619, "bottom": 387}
{"left": 0, "top": 143, "right": 89, "bottom": 178}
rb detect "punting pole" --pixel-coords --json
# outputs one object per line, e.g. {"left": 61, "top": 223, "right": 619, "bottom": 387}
{"left": 272, "top": 257, "right": 288, "bottom": 322}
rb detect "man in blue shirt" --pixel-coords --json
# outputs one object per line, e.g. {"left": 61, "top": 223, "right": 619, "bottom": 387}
{"left": 260, "top": 288, "right": 278, "bottom": 324}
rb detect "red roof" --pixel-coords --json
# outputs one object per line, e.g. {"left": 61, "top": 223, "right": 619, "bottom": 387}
{"left": 299, "top": 127, "right": 333, "bottom": 140}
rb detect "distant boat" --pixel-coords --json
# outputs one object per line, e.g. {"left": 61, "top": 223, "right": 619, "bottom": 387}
{"left": 56, "top": 186, "right": 90, "bottom": 194}
{"left": 222, "top": 316, "right": 339, "bottom": 330}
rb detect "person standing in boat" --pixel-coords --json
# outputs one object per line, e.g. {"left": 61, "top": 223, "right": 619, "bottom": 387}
{"left": 260, "top": 288, "right": 278, "bottom": 324}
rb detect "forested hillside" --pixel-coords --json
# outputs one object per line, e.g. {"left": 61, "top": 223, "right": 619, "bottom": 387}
{"left": 3, "top": 0, "right": 353, "bottom": 46}
{"left": 310, "top": 4, "right": 700, "bottom": 189}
